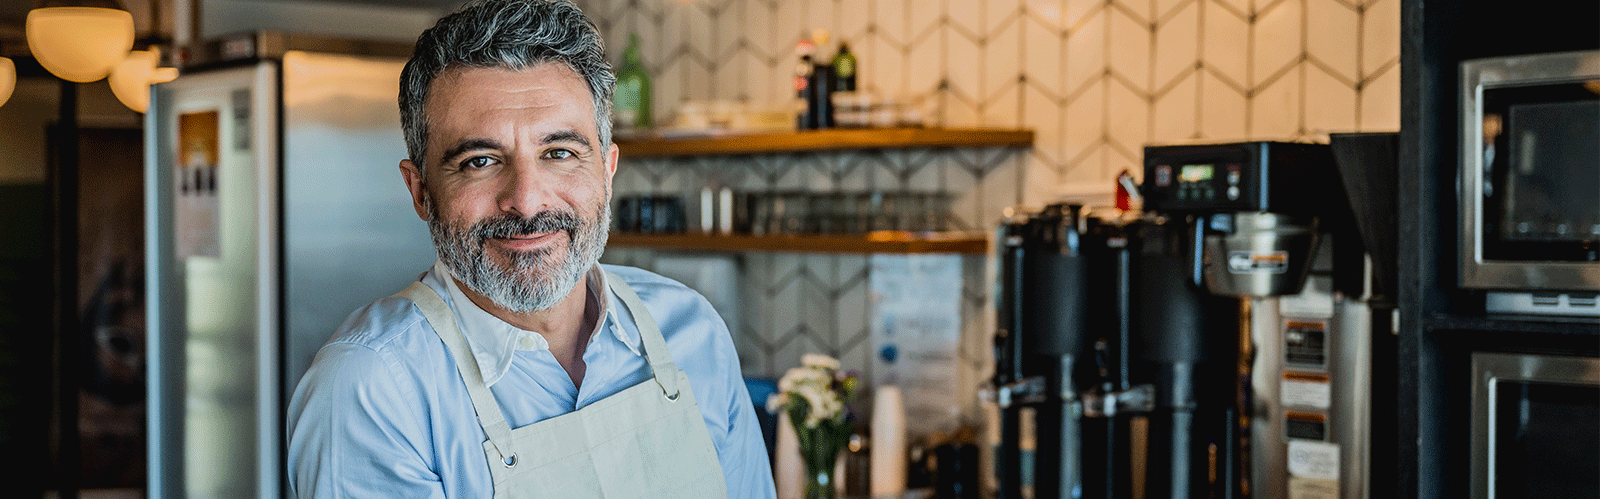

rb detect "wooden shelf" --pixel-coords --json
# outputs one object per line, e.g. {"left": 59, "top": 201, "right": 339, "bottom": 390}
{"left": 613, "top": 127, "right": 1034, "bottom": 157}
{"left": 606, "top": 231, "right": 989, "bottom": 254}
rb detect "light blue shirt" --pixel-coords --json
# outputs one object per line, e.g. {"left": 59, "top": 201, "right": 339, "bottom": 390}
{"left": 287, "top": 262, "right": 775, "bottom": 498}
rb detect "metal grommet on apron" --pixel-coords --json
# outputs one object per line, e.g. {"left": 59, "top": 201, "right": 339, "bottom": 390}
{"left": 395, "top": 271, "right": 730, "bottom": 499}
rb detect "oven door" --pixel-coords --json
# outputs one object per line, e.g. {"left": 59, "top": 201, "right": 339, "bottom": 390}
{"left": 1471, "top": 352, "right": 1600, "bottom": 499}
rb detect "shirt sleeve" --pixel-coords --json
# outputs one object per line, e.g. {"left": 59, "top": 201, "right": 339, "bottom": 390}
{"left": 287, "top": 342, "right": 447, "bottom": 499}
{"left": 709, "top": 328, "right": 777, "bottom": 498}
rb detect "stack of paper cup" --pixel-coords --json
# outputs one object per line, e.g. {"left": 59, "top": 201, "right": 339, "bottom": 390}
{"left": 776, "top": 411, "right": 804, "bottom": 499}
{"left": 871, "top": 385, "right": 907, "bottom": 498}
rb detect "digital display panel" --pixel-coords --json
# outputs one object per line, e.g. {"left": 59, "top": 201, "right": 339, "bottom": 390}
{"left": 1179, "top": 164, "right": 1214, "bottom": 183}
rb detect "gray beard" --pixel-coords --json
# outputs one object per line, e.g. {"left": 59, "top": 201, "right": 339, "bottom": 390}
{"left": 426, "top": 197, "right": 611, "bottom": 313}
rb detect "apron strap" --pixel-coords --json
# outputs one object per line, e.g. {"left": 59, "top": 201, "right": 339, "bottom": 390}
{"left": 604, "top": 270, "right": 683, "bottom": 400}
{"left": 393, "top": 281, "right": 516, "bottom": 462}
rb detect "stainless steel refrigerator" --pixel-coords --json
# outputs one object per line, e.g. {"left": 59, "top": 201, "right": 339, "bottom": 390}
{"left": 144, "top": 33, "right": 436, "bottom": 499}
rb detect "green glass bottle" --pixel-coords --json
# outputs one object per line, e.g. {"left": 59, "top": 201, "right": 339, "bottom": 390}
{"left": 830, "top": 42, "right": 857, "bottom": 92}
{"left": 615, "top": 33, "right": 652, "bottom": 129}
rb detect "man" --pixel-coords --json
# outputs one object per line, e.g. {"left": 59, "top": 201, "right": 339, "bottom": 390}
{"left": 286, "top": 1, "right": 776, "bottom": 497}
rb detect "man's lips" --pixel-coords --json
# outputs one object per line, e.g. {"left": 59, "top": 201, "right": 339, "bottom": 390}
{"left": 490, "top": 231, "right": 565, "bottom": 250}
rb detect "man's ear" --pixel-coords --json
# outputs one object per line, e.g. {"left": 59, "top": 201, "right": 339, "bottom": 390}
{"left": 400, "top": 159, "right": 429, "bottom": 221}
{"left": 603, "top": 142, "right": 619, "bottom": 185}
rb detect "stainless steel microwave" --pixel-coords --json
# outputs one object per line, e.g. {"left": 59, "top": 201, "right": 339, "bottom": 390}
{"left": 1459, "top": 50, "right": 1600, "bottom": 293}
{"left": 1470, "top": 352, "right": 1600, "bottom": 499}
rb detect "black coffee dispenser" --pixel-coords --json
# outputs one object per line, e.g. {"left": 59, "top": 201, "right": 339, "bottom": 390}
{"left": 995, "top": 203, "right": 1142, "bottom": 499}
{"left": 993, "top": 142, "right": 1354, "bottom": 499}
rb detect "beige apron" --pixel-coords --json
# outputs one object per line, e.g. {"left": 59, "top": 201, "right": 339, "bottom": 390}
{"left": 395, "top": 271, "right": 729, "bottom": 499}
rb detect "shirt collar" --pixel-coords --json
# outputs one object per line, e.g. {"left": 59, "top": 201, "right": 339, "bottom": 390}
{"left": 429, "top": 260, "right": 640, "bottom": 387}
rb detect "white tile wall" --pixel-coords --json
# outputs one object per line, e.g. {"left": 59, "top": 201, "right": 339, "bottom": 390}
{"left": 585, "top": 0, "right": 1399, "bottom": 384}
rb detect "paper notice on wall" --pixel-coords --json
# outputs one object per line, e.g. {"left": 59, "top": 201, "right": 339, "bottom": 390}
{"left": 869, "top": 254, "right": 962, "bottom": 437}
{"left": 176, "top": 110, "right": 221, "bottom": 259}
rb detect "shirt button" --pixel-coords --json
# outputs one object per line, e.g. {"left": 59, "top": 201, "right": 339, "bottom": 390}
{"left": 520, "top": 336, "right": 537, "bottom": 349}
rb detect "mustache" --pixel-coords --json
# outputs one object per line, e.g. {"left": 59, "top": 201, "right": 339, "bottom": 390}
{"left": 470, "top": 210, "right": 583, "bottom": 241}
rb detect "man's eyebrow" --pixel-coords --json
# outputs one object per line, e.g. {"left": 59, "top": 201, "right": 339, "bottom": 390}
{"left": 542, "top": 130, "right": 592, "bottom": 149}
{"left": 439, "top": 138, "right": 506, "bottom": 163}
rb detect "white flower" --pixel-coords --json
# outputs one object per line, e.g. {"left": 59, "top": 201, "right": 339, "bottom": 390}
{"left": 775, "top": 353, "right": 856, "bottom": 428}
{"left": 797, "top": 383, "right": 826, "bottom": 410}
{"left": 778, "top": 371, "right": 798, "bottom": 393}
{"left": 778, "top": 365, "right": 825, "bottom": 392}
{"left": 766, "top": 393, "right": 788, "bottom": 414}
{"left": 802, "top": 354, "right": 840, "bottom": 371}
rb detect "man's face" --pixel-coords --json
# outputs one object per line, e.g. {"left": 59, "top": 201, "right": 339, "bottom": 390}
{"left": 400, "top": 63, "right": 618, "bottom": 313}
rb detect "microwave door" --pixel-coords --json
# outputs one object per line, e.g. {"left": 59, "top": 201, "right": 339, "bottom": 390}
{"left": 1499, "top": 100, "right": 1600, "bottom": 245}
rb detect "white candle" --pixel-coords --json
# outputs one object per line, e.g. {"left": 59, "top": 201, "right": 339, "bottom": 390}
{"left": 871, "top": 385, "right": 907, "bottom": 498}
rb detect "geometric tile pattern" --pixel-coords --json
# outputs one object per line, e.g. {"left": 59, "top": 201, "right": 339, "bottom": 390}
{"left": 583, "top": 0, "right": 1400, "bottom": 382}
{"left": 577, "top": 0, "right": 1400, "bottom": 197}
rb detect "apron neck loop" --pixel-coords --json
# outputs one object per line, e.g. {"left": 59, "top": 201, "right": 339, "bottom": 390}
{"left": 604, "top": 270, "right": 683, "bottom": 399}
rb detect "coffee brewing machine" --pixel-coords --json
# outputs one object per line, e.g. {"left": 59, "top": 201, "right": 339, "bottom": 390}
{"left": 993, "top": 140, "right": 1388, "bottom": 499}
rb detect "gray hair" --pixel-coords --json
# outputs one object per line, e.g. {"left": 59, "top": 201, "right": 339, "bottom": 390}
{"left": 400, "top": 0, "right": 615, "bottom": 170}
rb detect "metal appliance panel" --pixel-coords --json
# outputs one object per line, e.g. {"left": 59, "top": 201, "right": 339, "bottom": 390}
{"left": 1251, "top": 273, "right": 1372, "bottom": 499}
{"left": 1249, "top": 297, "right": 1287, "bottom": 497}
{"left": 147, "top": 62, "right": 281, "bottom": 499}
{"left": 280, "top": 50, "right": 435, "bottom": 412}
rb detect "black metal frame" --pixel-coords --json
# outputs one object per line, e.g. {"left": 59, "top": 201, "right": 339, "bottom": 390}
{"left": 1397, "top": 1, "right": 1600, "bottom": 498}
{"left": 51, "top": 79, "right": 83, "bottom": 499}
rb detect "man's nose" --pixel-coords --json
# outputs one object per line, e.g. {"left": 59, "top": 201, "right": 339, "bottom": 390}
{"left": 498, "top": 161, "right": 554, "bottom": 218}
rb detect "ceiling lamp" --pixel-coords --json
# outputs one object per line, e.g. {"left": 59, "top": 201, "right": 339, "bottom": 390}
{"left": 0, "top": 57, "right": 14, "bottom": 107}
{"left": 110, "top": 49, "right": 177, "bottom": 113}
{"left": 26, "top": 0, "right": 135, "bottom": 83}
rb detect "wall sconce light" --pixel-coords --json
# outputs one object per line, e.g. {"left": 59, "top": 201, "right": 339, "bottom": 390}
{"left": 0, "top": 57, "right": 14, "bottom": 107}
{"left": 26, "top": 0, "right": 136, "bottom": 83}
{"left": 110, "top": 48, "right": 177, "bottom": 113}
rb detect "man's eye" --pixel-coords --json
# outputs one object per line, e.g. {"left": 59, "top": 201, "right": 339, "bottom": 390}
{"left": 463, "top": 156, "right": 495, "bottom": 169}
{"left": 545, "top": 149, "right": 575, "bottom": 160}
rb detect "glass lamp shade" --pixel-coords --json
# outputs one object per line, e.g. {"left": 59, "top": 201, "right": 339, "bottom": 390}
{"left": 0, "top": 57, "right": 15, "bottom": 107}
{"left": 26, "top": 7, "right": 135, "bottom": 83}
{"left": 110, "top": 49, "right": 178, "bottom": 113}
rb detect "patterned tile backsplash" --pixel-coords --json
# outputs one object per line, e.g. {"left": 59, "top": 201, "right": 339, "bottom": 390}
{"left": 583, "top": 0, "right": 1399, "bottom": 420}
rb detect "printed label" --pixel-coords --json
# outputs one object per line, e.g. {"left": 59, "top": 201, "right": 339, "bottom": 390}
{"left": 1228, "top": 250, "right": 1290, "bottom": 274}
{"left": 1281, "top": 373, "right": 1332, "bottom": 409}
{"left": 1284, "top": 321, "right": 1329, "bottom": 367}
{"left": 1287, "top": 439, "right": 1341, "bottom": 481}
{"left": 1285, "top": 411, "right": 1328, "bottom": 441}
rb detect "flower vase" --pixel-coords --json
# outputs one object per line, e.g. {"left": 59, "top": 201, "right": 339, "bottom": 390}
{"left": 803, "top": 457, "right": 838, "bottom": 499}
{"left": 799, "top": 426, "right": 845, "bottom": 499}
